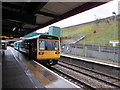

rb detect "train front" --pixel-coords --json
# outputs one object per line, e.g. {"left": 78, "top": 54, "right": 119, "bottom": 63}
{"left": 37, "top": 35, "right": 60, "bottom": 65}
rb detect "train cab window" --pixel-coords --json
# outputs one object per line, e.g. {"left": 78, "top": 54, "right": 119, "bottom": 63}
{"left": 39, "top": 40, "right": 59, "bottom": 50}
{"left": 39, "top": 40, "right": 45, "bottom": 50}
{"left": 54, "top": 41, "right": 59, "bottom": 50}
{"left": 46, "top": 41, "right": 59, "bottom": 50}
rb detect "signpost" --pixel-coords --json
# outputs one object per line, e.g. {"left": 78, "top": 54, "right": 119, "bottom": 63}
{"left": 109, "top": 40, "right": 119, "bottom": 62}
{"left": 109, "top": 40, "right": 119, "bottom": 47}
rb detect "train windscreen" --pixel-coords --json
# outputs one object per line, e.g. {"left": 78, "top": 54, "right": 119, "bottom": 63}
{"left": 39, "top": 35, "right": 59, "bottom": 40}
{"left": 39, "top": 40, "right": 59, "bottom": 50}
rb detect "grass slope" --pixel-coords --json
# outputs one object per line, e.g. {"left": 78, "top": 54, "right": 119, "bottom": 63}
{"left": 61, "top": 16, "right": 119, "bottom": 46}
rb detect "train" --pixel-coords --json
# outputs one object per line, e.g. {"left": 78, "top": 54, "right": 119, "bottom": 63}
{"left": 14, "top": 34, "right": 61, "bottom": 66}
{"left": 1, "top": 40, "right": 7, "bottom": 55}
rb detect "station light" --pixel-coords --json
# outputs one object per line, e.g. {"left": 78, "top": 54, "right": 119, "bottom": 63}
{"left": 112, "top": 12, "right": 116, "bottom": 40}
{"left": 13, "top": 27, "right": 17, "bottom": 31}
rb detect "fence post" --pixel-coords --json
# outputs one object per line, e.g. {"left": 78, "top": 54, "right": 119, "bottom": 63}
{"left": 84, "top": 46, "right": 87, "bottom": 57}
{"left": 99, "top": 46, "right": 101, "bottom": 52}
{"left": 112, "top": 46, "right": 116, "bottom": 62}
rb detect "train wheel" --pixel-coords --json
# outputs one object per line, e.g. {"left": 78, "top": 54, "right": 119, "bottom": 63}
{"left": 53, "top": 60, "right": 58, "bottom": 65}
{"left": 48, "top": 59, "right": 58, "bottom": 66}
{"left": 49, "top": 60, "right": 54, "bottom": 65}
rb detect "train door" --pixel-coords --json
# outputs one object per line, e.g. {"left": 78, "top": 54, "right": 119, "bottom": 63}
{"left": 29, "top": 39, "right": 37, "bottom": 59}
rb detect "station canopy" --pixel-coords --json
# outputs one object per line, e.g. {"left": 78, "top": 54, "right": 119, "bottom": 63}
{"left": 2, "top": 1, "right": 111, "bottom": 38}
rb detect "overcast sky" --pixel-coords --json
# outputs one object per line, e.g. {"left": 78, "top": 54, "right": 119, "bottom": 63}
{"left": 36, "top": 0, "right": 119, "bottom": 33}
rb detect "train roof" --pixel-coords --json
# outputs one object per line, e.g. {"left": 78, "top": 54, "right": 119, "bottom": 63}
{"left": 22, "top": 34, "right": 59, "bottom": 40}
{"left": 14, "top": 40, "right": 22, "bottom": 43}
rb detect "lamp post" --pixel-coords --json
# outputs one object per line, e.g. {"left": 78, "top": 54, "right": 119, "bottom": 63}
{"left": 112, "top": 12, "right": 116, "bottom": 40}
{"left": 112, "top": 12, "right": 116, "bottom": 62}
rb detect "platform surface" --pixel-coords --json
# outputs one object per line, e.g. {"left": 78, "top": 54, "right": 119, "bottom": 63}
{"left": 2, "top": 47, "right": 80, "bottom": 89}
{"left": 2, "top": 47, "right": 45, "bottom": 88}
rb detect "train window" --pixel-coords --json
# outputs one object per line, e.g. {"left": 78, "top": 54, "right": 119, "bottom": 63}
{"left": 39, "top": 40, "right": 45, "bottom": 50}
{"left": 39, "top": 40, "right": 59, "bottom": 50}
{"left": 54, "top": 41, "right": 59, "bottom": 50}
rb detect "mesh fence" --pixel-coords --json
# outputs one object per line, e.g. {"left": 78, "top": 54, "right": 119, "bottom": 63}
{"left": 61, "top": 42, "right": 119, "bottom": 63}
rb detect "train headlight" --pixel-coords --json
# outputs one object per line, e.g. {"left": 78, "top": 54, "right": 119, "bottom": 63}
{"left": 39, "top": 52, "right": 44, "bottom": 55}
{"left": 55, "top": 52, "right": 60, "bottom": 54}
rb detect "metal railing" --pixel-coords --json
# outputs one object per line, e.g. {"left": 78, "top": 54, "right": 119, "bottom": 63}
{"left": 61, "top": 43, "right": 119, "bottom": 62}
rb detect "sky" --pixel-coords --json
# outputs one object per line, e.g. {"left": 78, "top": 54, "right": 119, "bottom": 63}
{"left": 36, "top": 0, "right": 119, "bottom": 33}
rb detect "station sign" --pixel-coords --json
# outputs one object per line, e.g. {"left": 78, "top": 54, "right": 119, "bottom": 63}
{"left": 0, "top": 36, "right": 13, "bottom": 39}
{"left": 109, "top": 40, "right": 119, "bottom": 47}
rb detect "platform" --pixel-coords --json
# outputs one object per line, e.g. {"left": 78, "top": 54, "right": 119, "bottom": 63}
{"left": 61, "top": 53, "right": 120, "bottom": 78}
{"left": 2, "top": 47, "right": 80, "bottom": 88}
{"left": 61, "top": 53, "right": 120, "bottom": 68}
{"left": 2, "top": 47, "right": 45, "bottom": 88}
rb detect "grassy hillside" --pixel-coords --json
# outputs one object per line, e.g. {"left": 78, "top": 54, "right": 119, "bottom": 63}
{"left": 61, "top": 16, "right": 119, "bottom": 46}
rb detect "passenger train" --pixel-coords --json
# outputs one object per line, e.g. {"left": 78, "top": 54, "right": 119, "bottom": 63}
{"left": 14, "top": 34, "right": 61, "bottom": 65}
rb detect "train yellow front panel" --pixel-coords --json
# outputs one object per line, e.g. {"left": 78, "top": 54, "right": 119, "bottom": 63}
{"left": 37, "top": 51, "right": 60, "bottom": 60}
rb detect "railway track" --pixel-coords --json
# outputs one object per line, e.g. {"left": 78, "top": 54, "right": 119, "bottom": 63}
{"left": 50, "top": 60, "right": 120, "bottom": 89}
{"left": 60, "top": 56, "right": 120, "bottom": 78}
